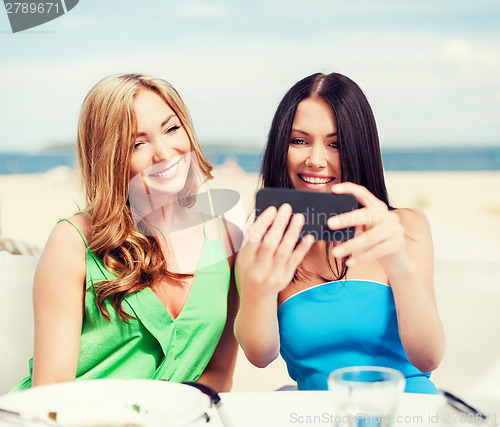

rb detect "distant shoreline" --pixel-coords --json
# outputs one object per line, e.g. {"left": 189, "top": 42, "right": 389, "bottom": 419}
{"left": 1, "top": 146, "right": 500, "bottom": 174}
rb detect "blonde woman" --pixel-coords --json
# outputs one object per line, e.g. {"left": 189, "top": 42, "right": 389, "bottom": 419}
{"left": 12, "top": 74, "right": 240, "bottom": 392}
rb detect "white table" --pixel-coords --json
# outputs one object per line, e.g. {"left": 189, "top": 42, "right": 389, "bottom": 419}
{"left": 1, "top": 383, "right": 498, "bottom": 427}
{"left": 210, "top": 391, "right": 498, "bottom": 427}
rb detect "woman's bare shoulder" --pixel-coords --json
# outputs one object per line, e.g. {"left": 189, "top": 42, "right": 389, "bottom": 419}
{"left": 394, "top": 207, "right": 432, "bottom": 241}
{"left": 48, "top": 213, "right": 92, "bottom": 251}
{"left": 35, "top": 214, "right": 90, "bottom": 289}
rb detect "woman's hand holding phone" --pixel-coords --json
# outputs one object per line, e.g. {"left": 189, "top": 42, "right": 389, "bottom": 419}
{"left": 235, "top": 203, "right": 315, "bottom": 300}
{"left": 234, "top": 203, "right": 315, "bottom": 367}
{"left": 328, "top": 182, "right": 410, "bottom": 276}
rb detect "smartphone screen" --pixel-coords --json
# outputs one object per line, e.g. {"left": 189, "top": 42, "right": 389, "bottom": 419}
{"left": 255, "top": 188, "right": 358, "bottom": 242}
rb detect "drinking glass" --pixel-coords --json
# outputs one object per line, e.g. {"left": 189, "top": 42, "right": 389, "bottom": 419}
{"left": 328, "top": 366, "right": 406, "bottom": 427}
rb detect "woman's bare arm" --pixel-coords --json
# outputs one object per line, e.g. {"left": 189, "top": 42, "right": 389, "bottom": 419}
{"left": 329, "top": 183, "right": 445, "bottom": 373}
{"left": 234, "top": 205, "right": 314, "bottom": 368}
{"left": 31, "top": 219, "right": 87, "bottom": 386}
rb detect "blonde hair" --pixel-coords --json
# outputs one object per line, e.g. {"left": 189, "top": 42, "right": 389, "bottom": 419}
{"left": 77, "top": 73, "right": 213, "bottom": 321}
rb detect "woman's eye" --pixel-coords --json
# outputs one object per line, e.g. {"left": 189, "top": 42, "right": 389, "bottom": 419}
{"left": 166, "top": 125, "right": 180, "bottom": 134}
{"left": 133, "top": 141, "right": 145, "bottom": 150}
{"left": 291, "top": 138, "right": 306, "bottom": 145}
{"left": 329, "top": 141, "right": 339, "bottom": 149}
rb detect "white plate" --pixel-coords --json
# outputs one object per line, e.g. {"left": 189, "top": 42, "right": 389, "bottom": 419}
{"left": 0, "top": 379, "right": 212, "bottom": 426}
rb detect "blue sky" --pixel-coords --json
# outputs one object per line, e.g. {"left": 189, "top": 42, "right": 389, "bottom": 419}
{"left": 0, "top": 0, "right": 499, "bottom": 152}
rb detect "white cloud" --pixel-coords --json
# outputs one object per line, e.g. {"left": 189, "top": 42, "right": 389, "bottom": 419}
{"left": 441, "top": 37, "right": 500, "bottom": 67}
{"left": 441, "top": 37, "right": 473, "bottom": 61}
{"left": 1, "top": 26, "right": 499, "bottom": 151}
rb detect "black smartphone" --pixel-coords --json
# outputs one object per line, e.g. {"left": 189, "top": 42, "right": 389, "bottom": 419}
{"left": 255, "top": 188, "right": 358, "bottom": 242}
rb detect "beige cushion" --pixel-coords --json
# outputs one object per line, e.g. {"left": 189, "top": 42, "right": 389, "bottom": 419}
{"left": 0, "top": 252, "right": 38, "bottom": 395}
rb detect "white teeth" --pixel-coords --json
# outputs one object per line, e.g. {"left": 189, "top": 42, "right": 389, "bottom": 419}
{"left": 301, "top": 175, "right": 332, "bottom": 184}
{"left": 151, "top": 162, "right": 178, "bottom": 178}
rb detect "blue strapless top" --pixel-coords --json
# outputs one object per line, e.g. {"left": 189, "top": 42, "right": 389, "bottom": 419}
{"left": 278, "top": 279, "right": 437, "bottom": 394}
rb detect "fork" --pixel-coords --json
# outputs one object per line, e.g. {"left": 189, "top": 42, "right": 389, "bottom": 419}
{"left": 0, "top": 407, "right": 58, "bottom": 426}
{"left": 441, "top": 390, "right": 499, "bottom": 426}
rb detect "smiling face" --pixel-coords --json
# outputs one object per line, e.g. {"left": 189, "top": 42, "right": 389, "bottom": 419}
{"left": 286, "top": 96, "right": 341, "bottom": 192}
{"left": 129, "top": 89, "right": 192, "bottom": 197}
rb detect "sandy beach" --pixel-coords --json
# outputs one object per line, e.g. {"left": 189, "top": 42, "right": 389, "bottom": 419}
{"left": 1, "top": 165, "right": 499, "bottom": 397}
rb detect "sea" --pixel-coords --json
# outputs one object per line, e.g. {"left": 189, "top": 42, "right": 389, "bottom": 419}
{"left": 0, "top": 146, "right": 500, "bottom": 175}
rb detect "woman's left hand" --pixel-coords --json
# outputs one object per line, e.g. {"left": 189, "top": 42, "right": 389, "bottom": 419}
{"left": 328, "top": 182, "right": 409, "bottom": 275}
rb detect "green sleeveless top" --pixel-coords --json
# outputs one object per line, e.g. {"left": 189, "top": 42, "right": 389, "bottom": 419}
{"left": 12, "top": 214, "right": 231, "bottom": 391}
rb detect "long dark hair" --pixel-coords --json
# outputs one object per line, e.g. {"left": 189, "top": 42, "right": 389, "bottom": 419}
{"left": 261, "top": 72, "right": 392, "bottom": 282}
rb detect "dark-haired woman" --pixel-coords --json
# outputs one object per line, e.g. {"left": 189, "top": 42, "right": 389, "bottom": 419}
{"left": 234, "top": 73, "right": 445, "bottom": 394}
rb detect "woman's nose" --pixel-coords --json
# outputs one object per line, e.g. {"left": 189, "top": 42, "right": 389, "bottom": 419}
{"left": 152, "top": 140, "right": 171, "bottom": 163}
{"left": 306, "top": 143, "right": 327, "bottom": 168}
